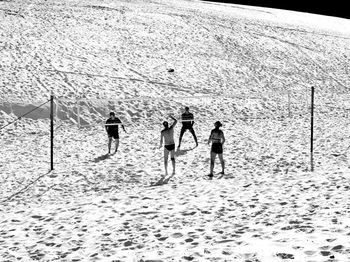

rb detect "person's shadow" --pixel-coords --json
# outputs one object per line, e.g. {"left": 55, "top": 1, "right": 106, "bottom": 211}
{"left": 93, "top": 153, "right": 111, "bottom": 163}
{"left": 175, "top": 146, "right": 196, "bottom": 157}
{"left": 151, "top": 173, "right": 176, "bottom": 186}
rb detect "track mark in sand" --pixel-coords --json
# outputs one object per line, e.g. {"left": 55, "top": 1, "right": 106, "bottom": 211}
{"left": 72, "top": 171, "right": 98, "bottom": 185}
{"left": 115, "top": 57, "right": 173, "bottom": 97}
{"left": 84, "top": 5, "right": 125, "bottom": 12}
{"left": 1, "top": 171, "right": 52, "bottom": 203}
{"left": 250, "top": 30, "right": 349, "bottom": 91}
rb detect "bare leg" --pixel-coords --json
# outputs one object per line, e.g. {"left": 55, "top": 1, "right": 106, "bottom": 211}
{"left": 164, "top": 148, "right": 169, "bottom": 176}
{"left": 170, "top": 150, "right": 176, "bottom": 175}
{"left": 210, "top": 152, "right": 216, "bottom": 176}
{"left": 114, "top": 139, "right": 120, "bottom": 153}
{"left": 218, "top": 153, "right": 225, "bottom": 174}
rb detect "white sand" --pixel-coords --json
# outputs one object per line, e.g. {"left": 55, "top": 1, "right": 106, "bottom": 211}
{"left": 1, "top": 0, "right": 350, "bottom": 261}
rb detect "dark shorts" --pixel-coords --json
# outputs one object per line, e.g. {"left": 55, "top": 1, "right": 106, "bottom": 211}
{"left": 108, "top": 133, "right": 119, "bottom": 139}
{"left": 164, "top": 144, "right": 175, "bottom": 151}
{"left": 181, "top": 125, "right": 193, "bottom": 131}
{"left": 211, "top": 143, "right": 223, "bottom": 154}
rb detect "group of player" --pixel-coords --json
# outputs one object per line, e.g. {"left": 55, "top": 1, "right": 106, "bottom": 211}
{"left": 105, "top": 107, "right": 225, "bottom": 178}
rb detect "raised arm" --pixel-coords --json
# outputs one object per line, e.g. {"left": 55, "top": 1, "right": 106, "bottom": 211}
{"left": 170, "top": 116, "right": 177, "bottom": 128}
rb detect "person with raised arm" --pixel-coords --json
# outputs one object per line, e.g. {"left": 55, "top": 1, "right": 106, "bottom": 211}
{"left": 159, "top": 115, "right": 178, "bottom": 176}
{"left": 208, "top": 121, "right": 225, "bottom": 178}
{"left": 178, "top": 106, "right": 198, "bottom": 149}
{"left": 105, "top": 112, "right": 126, "bottom": 154}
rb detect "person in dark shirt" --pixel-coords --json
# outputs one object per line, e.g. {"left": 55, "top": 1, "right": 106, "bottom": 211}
{"left": 208, "top": 121, "right": 225, "bottom": 178}
{"left": 105, "top": 112, "right": 126, "bottom": 154}
{"left": 178, "top": 106, "right": 198, "bottom": 149}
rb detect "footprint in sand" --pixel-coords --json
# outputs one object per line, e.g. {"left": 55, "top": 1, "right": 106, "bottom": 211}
{"left": 171, "top": 232, "right": 183, "bottom": 238}
{"left": 331, "top": 245, "right": 346, "bottom": 254}
{"left": 320, "top": 251, "right": 331, "bottom": 256}
{"left": 276, "top": 253, "right": 295, "bottom": 259}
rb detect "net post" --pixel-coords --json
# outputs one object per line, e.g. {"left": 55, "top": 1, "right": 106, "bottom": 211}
{"left": 50, "top": 94, "right": 54, "bottom": 171}
{"left": 310, "top": 86, "right": 315, "bottom": 172}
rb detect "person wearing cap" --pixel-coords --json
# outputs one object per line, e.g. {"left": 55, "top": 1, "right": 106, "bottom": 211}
{"left": 105, "top": 112, "right": 126, "bottom": 154}
{"left": 159, "top": 115, "right": 178, "bottom": 176}
{"left": 178, "top": 106, "right": 198, "bottom": 149}
{"left": 208, "top": 121, "right": 225, "bottom": 178}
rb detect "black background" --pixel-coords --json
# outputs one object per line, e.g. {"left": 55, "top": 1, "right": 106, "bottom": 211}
{"left": 201, "top": 1, "right": 350, "bottom": 19}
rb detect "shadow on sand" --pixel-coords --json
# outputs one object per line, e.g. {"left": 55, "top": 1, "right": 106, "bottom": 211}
{"left": 93, "top": 153, "right": 111, "bottom": 163}
{"left": 175, "top": 146, "right": 196, "bottom": 157}
{"left": 151, "top": 173, "right": 176, "bottom": 187}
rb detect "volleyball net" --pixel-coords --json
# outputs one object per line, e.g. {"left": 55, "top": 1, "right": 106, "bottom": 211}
{"left": 1, "top": 87, "right": 349, "bottom": 136}
{"left": 47, "top": 89, "right": 314, "bottom": 129}
{"left": 1, "top": 87, "right": 350, "bottom": 188}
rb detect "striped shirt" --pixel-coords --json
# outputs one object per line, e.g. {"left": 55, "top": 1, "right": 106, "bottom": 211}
{"left": 181, "top": 112, "right": 194, "bottom": 128}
